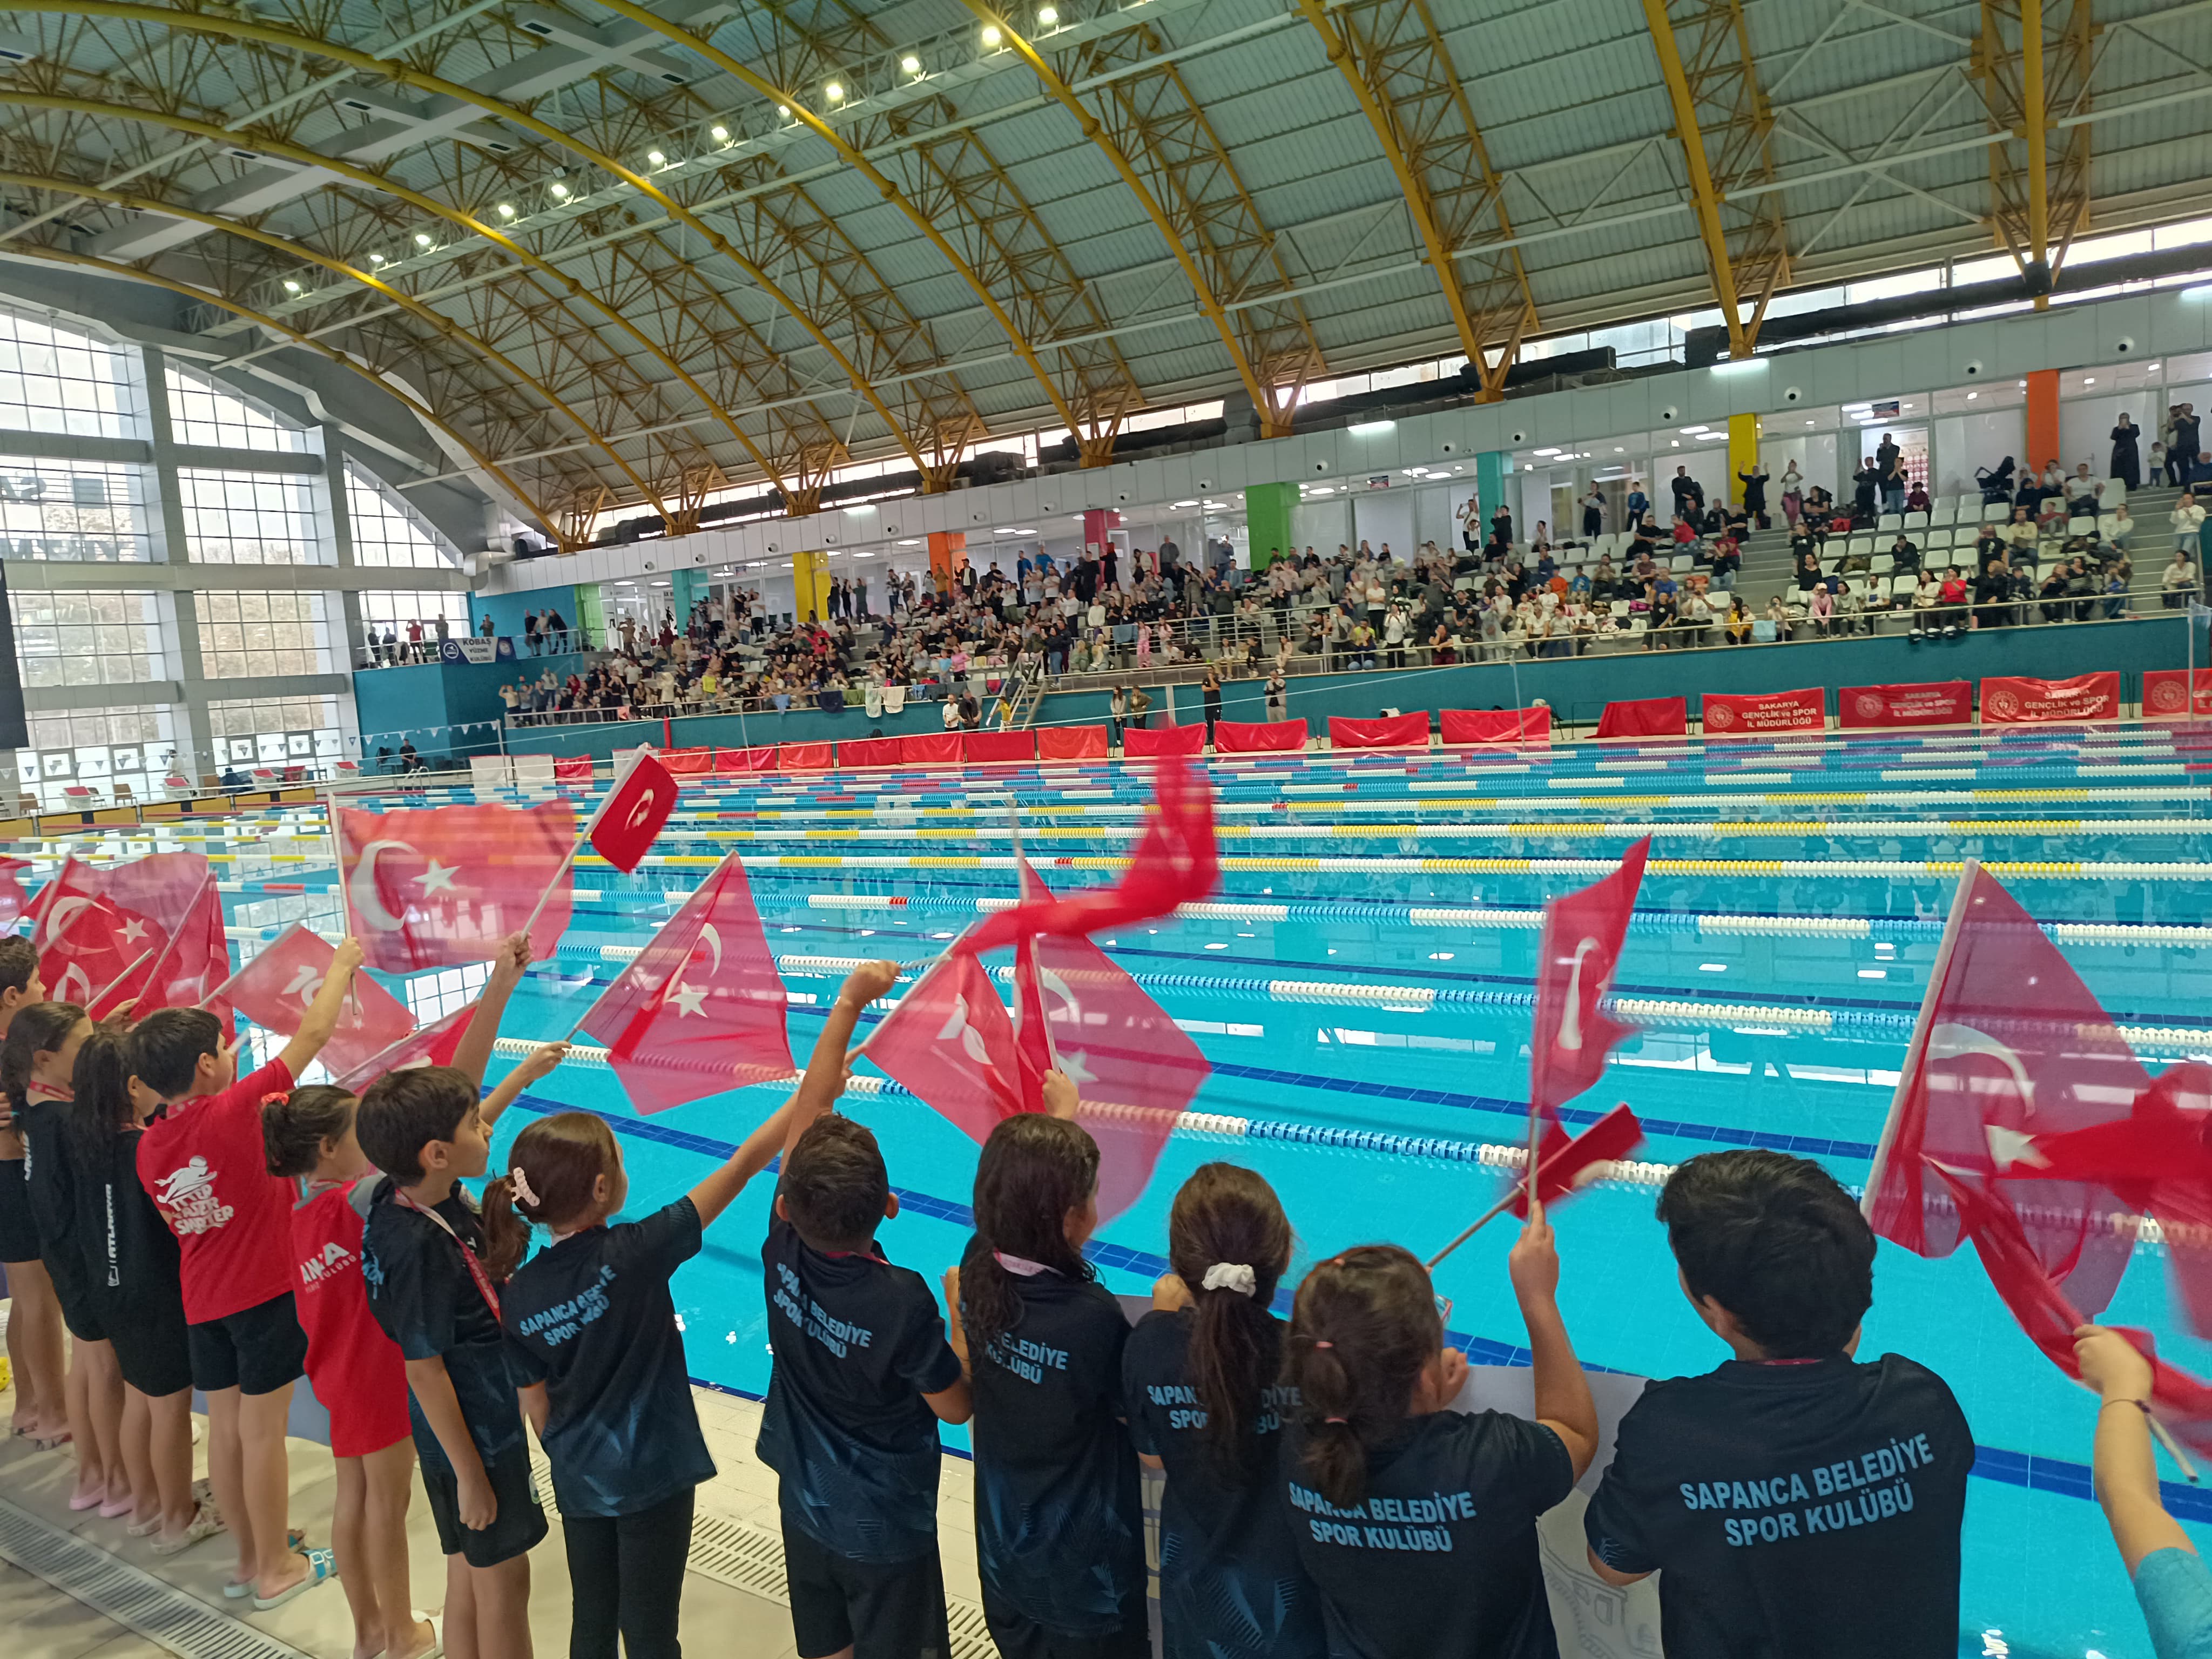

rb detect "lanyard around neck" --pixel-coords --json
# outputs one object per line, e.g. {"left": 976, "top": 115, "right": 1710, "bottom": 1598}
{"left": 395, "top": 1188, "right": 501, "bottom": 1322}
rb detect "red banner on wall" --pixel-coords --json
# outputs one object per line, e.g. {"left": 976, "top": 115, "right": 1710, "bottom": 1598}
{"left": 662, "top": 746, "right": 714, "bottom": 774}
{"left": 554, "top": 756, "right": 596, "bottom": 783}
{"left": 1440, "top": 707, "right": 1553, "bottom": 747}
{"left": 899, "top": 733, "right": 964, "bottom": 765}
{"left": 1595, "top": 696, "right": 1688, "bottom": 739}
{"left": 1327, "top": 713, "right": 1429, "bottom": 750}
{"left": 713, "top": 746, "right": 778, "bottom": 773}
{"left": 1122, "top": 723, "right": 1206, "bottom": 757}
{"left": 1700, "top": 686, "right": 1825, "bottom": 736}
{"left": 838, "top": 736, "right": 902, "bottom": 769}
{"left": 1038, "top": 725, "right": 1109, "bottom": 760}
{"left": 1216, "top": 719, "right": 1307, "bottom": 753}
{"left": 1838, "top": 681, "right": 1974, "bottom": 729}
{"left": 2143, "top": 668, "right": 2212, "bottom": 720}
{"left": 965, "top": 730, "right": 1036, "bottom": 764}
{"left": 777, "top": 741, "right": 834, "bottom": 771}
{"left": 1980, "top": 672, "right": 2121, "bottom": 724}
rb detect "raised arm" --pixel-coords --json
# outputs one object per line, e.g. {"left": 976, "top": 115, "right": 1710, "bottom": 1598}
{"left": 275, "top": 936, "right": 365, "bottom": 1078}
{"left": 479, "top": 1041, "right": 567, "bottom": 1132}
{"left": 450, "top": 932, "right": 532, "bottom": 1088}
{"left": 1512, "top": 1198, "right": 1600, "bottom": 1480}
{"left": 781, "top": 959, "right": 901, "bottom": 1161}
{"left": 2078, "top": 1324, "right": 2195, "bottom": 1573}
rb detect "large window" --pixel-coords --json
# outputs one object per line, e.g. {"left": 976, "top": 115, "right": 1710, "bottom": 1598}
{"left": 196, "top": 590, "right": 332, "bottom": 678}
{"left": 165, "top": 362, "right": 313, "bottom": 453}
{"left": 10, "top": 703, "right": 181, "bottom": 808}
{"left": 8, "top": 589, "right": 166, "bottom": 687}
{"left": 178, "top": 469, "right": 328, "bottom": 565}
{"left": 206, "top": 694, "right": 343, "bottom": 767}
{"left": 0, "top": 456, "right": 153, "bottom": 562}
{"left": 0, "top": 309, "right": 141, "bottom": 439}
{"left": 348, "top": 463, "right": 461, "bottom": 569}
{"left": 356, "top": 590, "right": 470, "bottom": 653}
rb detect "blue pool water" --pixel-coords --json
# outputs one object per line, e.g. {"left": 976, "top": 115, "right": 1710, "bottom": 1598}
{"left": 77, "top": 725, "right": 2212, "bottom": 1657}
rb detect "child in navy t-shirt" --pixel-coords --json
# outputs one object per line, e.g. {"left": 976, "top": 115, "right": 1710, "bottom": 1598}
{"left": 1583, "top": 1150, "right": 1972, "bottom": 1658}
{"left": 1279, "top": 1209, "right": 1599, "bottom": 1659}
{"left": 950, "top": 1097, "right": 1146, "bottom": 1659}
{"left": 756, "top": 963, "right": 972, "bottom": 1659}
{"left": 1122, "top": 1163, "right": 1324, "bottom": 1659}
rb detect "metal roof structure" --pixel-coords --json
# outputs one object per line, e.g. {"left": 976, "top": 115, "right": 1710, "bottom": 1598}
{"left": 2, "top": 0, "right": 2207, "bottom": 545}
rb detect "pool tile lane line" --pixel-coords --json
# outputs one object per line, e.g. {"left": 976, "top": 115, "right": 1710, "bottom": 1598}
{"left": 500, "top": 1091, "right": 2212, "bottom": 1524}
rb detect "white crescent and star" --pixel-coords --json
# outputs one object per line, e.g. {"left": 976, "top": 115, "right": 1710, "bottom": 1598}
{"left": 415, "top": 860, "right": 460, "bottom": 894}
{"left": 667, "top": 981, "right": 709, "bottom": 1018}
{"left": 348, "top": 841, "right": 415, "bottom": 932}
{"left": 43, "top": 895, "right": 95, "bottom": 946}
{"left": 698, "top": 923, "right": 724, "bottom": 975}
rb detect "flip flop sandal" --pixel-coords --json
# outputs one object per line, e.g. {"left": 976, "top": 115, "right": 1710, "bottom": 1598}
{"left": 69, "top": 1489, "right": 106, "bottom": 1512}
{"left": 223, "top": 1533, "right": 307, "bottom": 1597}
{"left": 251, "top": 1547, "right": 338, "bottom": 1611}
{"left": 390, "top": 1613, "right": 443, "bottom": 1659}
{"left": 100, "top": 1495, "right": 136, "bottom": 1519}
{"left": 150, "top": 1502, "right": 225, "bottom": 1558}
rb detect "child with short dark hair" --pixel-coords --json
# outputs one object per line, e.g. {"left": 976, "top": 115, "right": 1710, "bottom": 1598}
{"left": 492, "top": 1078, "right": 805, "bottom": 1659}
{"left": 950, "top": 1097, "right": 1147, "bottom": 1659}
{"left": 356, "top": 1038, "right": 564, "bottom": 1659}
{"left": 132, "top": 935, "right": 364, "bottom": 1607}
{"left": 1122, "top": 1163, "right": 1324, "bottom": 1659}
{"left": 1583, "top": 1149, "right": 1973, "bottom": 1658}
{"left": 756, "top": 961, "right": 973, "bottom": 1659}
{"left": 1281, "top": 1209, "right": 1597, "bottom": 1659}
{"left": 0, "top": 935, "right": 66, "bottom": 1447}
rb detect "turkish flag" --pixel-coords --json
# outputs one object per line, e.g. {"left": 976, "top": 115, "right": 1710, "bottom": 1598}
{"left": 37, "top": 852, "right": 211, "bottom": 1013}
{"left": 124, "top": 879, "right": 233, "bottom": 1026}
{"left": 329, "top": 1003, "right": 473, "bottom": 1096}
{"left": 864, "top": 947, "right": 1023, "bottom": 1144}
{"left": 0, "top": 857, "right": 30, "bottom": 929}
{"left": 1010, "top": 858, "right": 1055, "bottom": 1107}
{"left": 1926, "top": 1158, "right": 2212, "bottom": 1456}
{"left": 1031, "top": 932, "right": 1209, "bottom": 1222}
{"left": 965, "top": 756, "right": 1216, "bottom": 952}
{"left": 585, "top": 747, "right": 678, "bottom": 874}
{"left": 578, "top": 853, "right": 793, "bottom": 1115}
{"left": 1510, "top": 1105, "right": 1647, "bottom": 1218}
{"left": 1864, "top": 864, "right": 2142, "bottom": 1317}
{"left": 224, "top": 923, "right": 414, "bottom": 1082}
{"left": 1528, "top": 838, "right": 1649, "bottom": 1123}
{"left": 338, "top": 800, "right": 574, "bottom": 972}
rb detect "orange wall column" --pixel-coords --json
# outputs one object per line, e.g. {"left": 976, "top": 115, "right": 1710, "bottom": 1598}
{"left": 927, "top": 531, "right": 966, "bottom": 591}
{"left": 2026, "top": 369, "right": 2061, "bottom": 475}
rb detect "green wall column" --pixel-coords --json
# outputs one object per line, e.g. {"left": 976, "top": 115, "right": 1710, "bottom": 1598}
{"left": 1474, "top": 451, "right": 1507, "bottom": 526}
{"left": 1245, "top": 481, "right": 1298, "bottom": 571}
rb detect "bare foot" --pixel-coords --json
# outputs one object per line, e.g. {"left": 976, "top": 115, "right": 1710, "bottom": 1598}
{"left": 386, "top": 1616, "right": 439, "bottom": 1659}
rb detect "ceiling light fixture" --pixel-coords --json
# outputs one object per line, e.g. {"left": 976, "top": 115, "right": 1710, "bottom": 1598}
{"left": 1348, "top": 420, "right": 1395, "bottom": 434}
{"left": 549, "top": 181, "right": 571, "bottom": 199}
{"left": 282, "top": 279, "right": 301, "bottom": 294}
{"left": 413, "top": 231, "right": 433, "bottom": 247}
{"left": 824, "top": 81, "right": 844, "bottom": 101}
{"left": 1038, "top": 5, "right": 1059, "bottom": 22}
{"left": 981, "top": 25, "right": 1003, "bottom": 47}
{"left": 495, "top": 201, "right": 516, "bottom": 219}
{"left": 901, "top": 53, "right": 922, "bottom": 74}
{"left": 647, "top": 149, "right": 666, "bottom": 166}
{"left": 710, "top": 123, "right": 730, "bottom": 143}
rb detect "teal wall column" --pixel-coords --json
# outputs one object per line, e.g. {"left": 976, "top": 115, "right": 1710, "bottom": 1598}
{"left": 1244, "top": 481, "right": 1298, "bottom": 570}
{"left": 669, "top": 568, "right": 702, "bottom": 623}
{"left": 1474, "top": 450, "right": 1507, "bottom": 527}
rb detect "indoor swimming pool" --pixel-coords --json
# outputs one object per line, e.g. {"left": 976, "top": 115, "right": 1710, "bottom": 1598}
{"left": 35, "top": 725, "right": 2212, "bottom": 1659}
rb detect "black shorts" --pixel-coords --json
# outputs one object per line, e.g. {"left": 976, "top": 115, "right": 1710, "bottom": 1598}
{"left": 0, "top": 1159, "right": 40, "bottom": 1265}
{"left": 187, "top": 1291, "right": 308, "bottom": 1397}
{"left": 41, "top": 1248, "right": 104, "bottom": 1343}
{"left": 981, "top": 1589, "right": 1149, "bottom": 1659}
{"left": 105, "top": 1294, "right": 192, "bottom": 1398}
{"left": 419, "top": 1450, "right": 548, "bottom": 1568}
{"left": 781, "top": 1515, "right": 950, "bottom": 1659}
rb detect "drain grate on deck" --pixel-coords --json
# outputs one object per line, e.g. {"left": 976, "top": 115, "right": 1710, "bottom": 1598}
{"left": 687, "top": 1513, "right": 996, "bottom": 1659}
{"left": 0, "top": 1496, "right": 318, "bottom": 1659}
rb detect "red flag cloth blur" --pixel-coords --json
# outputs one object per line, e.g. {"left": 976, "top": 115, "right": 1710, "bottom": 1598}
{"left": 1991, "top": 1062, "right": 2212, "bottom": 1339}
{"left": 124, "top": 879, "right": 232, "bottom": 1023}
{"left": 965, "top": 756, "right": 1217, "bottom": 953}
{"left": 223, "top": 923, "right": 414, "bottom": 1082}
{"left": 1010, "top": 857, "right": 1055, "bottom": 1106}
{"left": 1864, "top": 864, "right": 2143, "bottom": 1318}
{"left": 1032, "top": 932, "right": 1208, "bottom": 1222}
{"left": 1925, "top": 1159, "right": 2212, "bottom": 1455}
{"left": 329, "top": 1003, "right": 473, "bottom": 1096}
{"left": 1527, "top": 838, "right": 1649, "bottom": 1124}
{"left": 585, "top": 747, "right": 677, "bottom": 873}
{"left": 865, "top": 948, "right": 1023, "bottom": 1142}
{"left": 0, "top": 856, "right": 30, "bottom": 929}
{"left": 37, "top": 852, "right": 211, "bottom": 1011}
{"left": 579, "top": 854, "right": 793, "bottom": 1114}
{"left": 338, "top": 800, "right": 573, "bottom": 971}
{"left": 1509, "top": 1105, "right": 1646, "bottom": 1218}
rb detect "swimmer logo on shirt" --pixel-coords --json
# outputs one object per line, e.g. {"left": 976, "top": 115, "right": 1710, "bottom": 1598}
{"left": 1677, "top": 1431, "right": 1941, "bottom": 1546}
{"left": 153, "top": 1156, "right": 235, "bottom": 1235}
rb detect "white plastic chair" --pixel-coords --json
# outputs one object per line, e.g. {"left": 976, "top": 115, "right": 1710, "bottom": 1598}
{"left": 1877, "top": 514, "right": 1902, "bottom": 533}
{"left": 1982, "top": 500, "right": 2009, "bottom": 522}
{"left": 1870, "top": 554, "right": 1894, "bottom": 576}
{"left": 1671, "top": 553, "right": 1693, "bottom": 572}
{"left": 1904, "top": 511, "right": 1929, "bottom": 529}
{"left": 2067, "top": 515, "right": 2097, "bottom": 536}
{"left": 1957, "top": 493, "right": 1983, "bottom": 512}
{"left": 1610, "top": 599, "right": 1631, "bottom": 618}
{"left": 2103, "top": 478, "right": 2128, "bottom": 508}
{"left": 1929, "top": 503, "right": 1955, "bottom": 527}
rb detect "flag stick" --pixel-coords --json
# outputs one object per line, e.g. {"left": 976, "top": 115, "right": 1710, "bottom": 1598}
{"left": 558, "top": 847, "right": 727, "bottom": 1043}
{"left": 87, "top": 946, "right": 155, "bottom": 1018}
{"left": 1004, "top": 797, "right": 1062, "bottom": 1073}
{"left": 1860, "top": 857, "right": 1979, "bottom": 1229}
{"left": 2150, "top": 1414, "right": 2202, "bottom": 1483}
{"left": 516, "top": 835, "right": 583, "bottom": 952}
{"left": 1426, "top": 1184, "right": 1527, "bottom": 1271}
{"left": 325, "top": 791, "right": 364, "bottom": 1016}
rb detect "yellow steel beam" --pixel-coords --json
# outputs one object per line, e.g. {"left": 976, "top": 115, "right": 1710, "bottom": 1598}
{"left": 7, "top": 246, "right": 556, "bottom": 537}
{"left": 591, "top": 0, "right": 1083, "bottom": 448}
{"left": 8, "top": 2, "right": 933, "bottom": 482}
{"left": 0, "top": 168, "right": 670, "bottom": 524}
{"left": 1296, "top": 0, "right": 1536, "bottom": 401}
{"left": 1643, "top": 0, "right": 1749, "bottom": 357}
{"left": 0, "top": 91, "right": 794, "bottom": 496}
{"left": 957, "top": 2, "right": 1284, "bottom": 430}
{"left": 2024, "top": 0, "right": 2051, "bottom": 305}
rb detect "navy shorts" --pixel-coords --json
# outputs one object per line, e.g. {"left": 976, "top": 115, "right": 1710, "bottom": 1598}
{"left": 781, "top": 1515, "right": 951, "bottom": 1659}
{"left": 187, "top": 1291, "right": 308, "bottom": 1397}
{"left": 419, "top": 1451, "right": 548, "bottom": 1568}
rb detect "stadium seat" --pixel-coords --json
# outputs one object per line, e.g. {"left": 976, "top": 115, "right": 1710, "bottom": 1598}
{"left": 1982, "top": 500, "right": 2009, "bottom": 521}
{"left": 1903, "top": 511, "right": 1928, "bottom": 529}
{"left": 1877, "top": 514, "right": 1901, "bottom": 533}
{"left": 1870, "top": 554, "right": 1893, "bottom": 576}
{"left": 2068, "top": 515, "right": 2097, "bottom": 536}
{"left": 1928, "top": 503, "right": 1955, "bottom": 526}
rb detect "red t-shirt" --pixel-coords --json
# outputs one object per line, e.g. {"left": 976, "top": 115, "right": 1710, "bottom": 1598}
{"left": 137, "top": 1058, "right": 296, "bottom": 1325}
{"left": 290, "top": 1179, "right": 411, "bottom": 1457}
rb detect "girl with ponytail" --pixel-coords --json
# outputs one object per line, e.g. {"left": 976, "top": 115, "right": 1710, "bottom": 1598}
{"left": 1281, "top": 1205, "right": 1599, "bottom": 1659}
{"left": 947, "top": 1091, "right": 1148, "bottom": 1657}
{"left": 1121, "top": 1163, "right": 1324, "bottom": 1659}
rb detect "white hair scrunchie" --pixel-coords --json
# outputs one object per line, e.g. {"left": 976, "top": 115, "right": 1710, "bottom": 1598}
{"left": 1201, "top": 1262, "right": 1257, "bottom": 1297}
{"left": 510, "top": 1166, "right": 540, "bottom": 1210}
